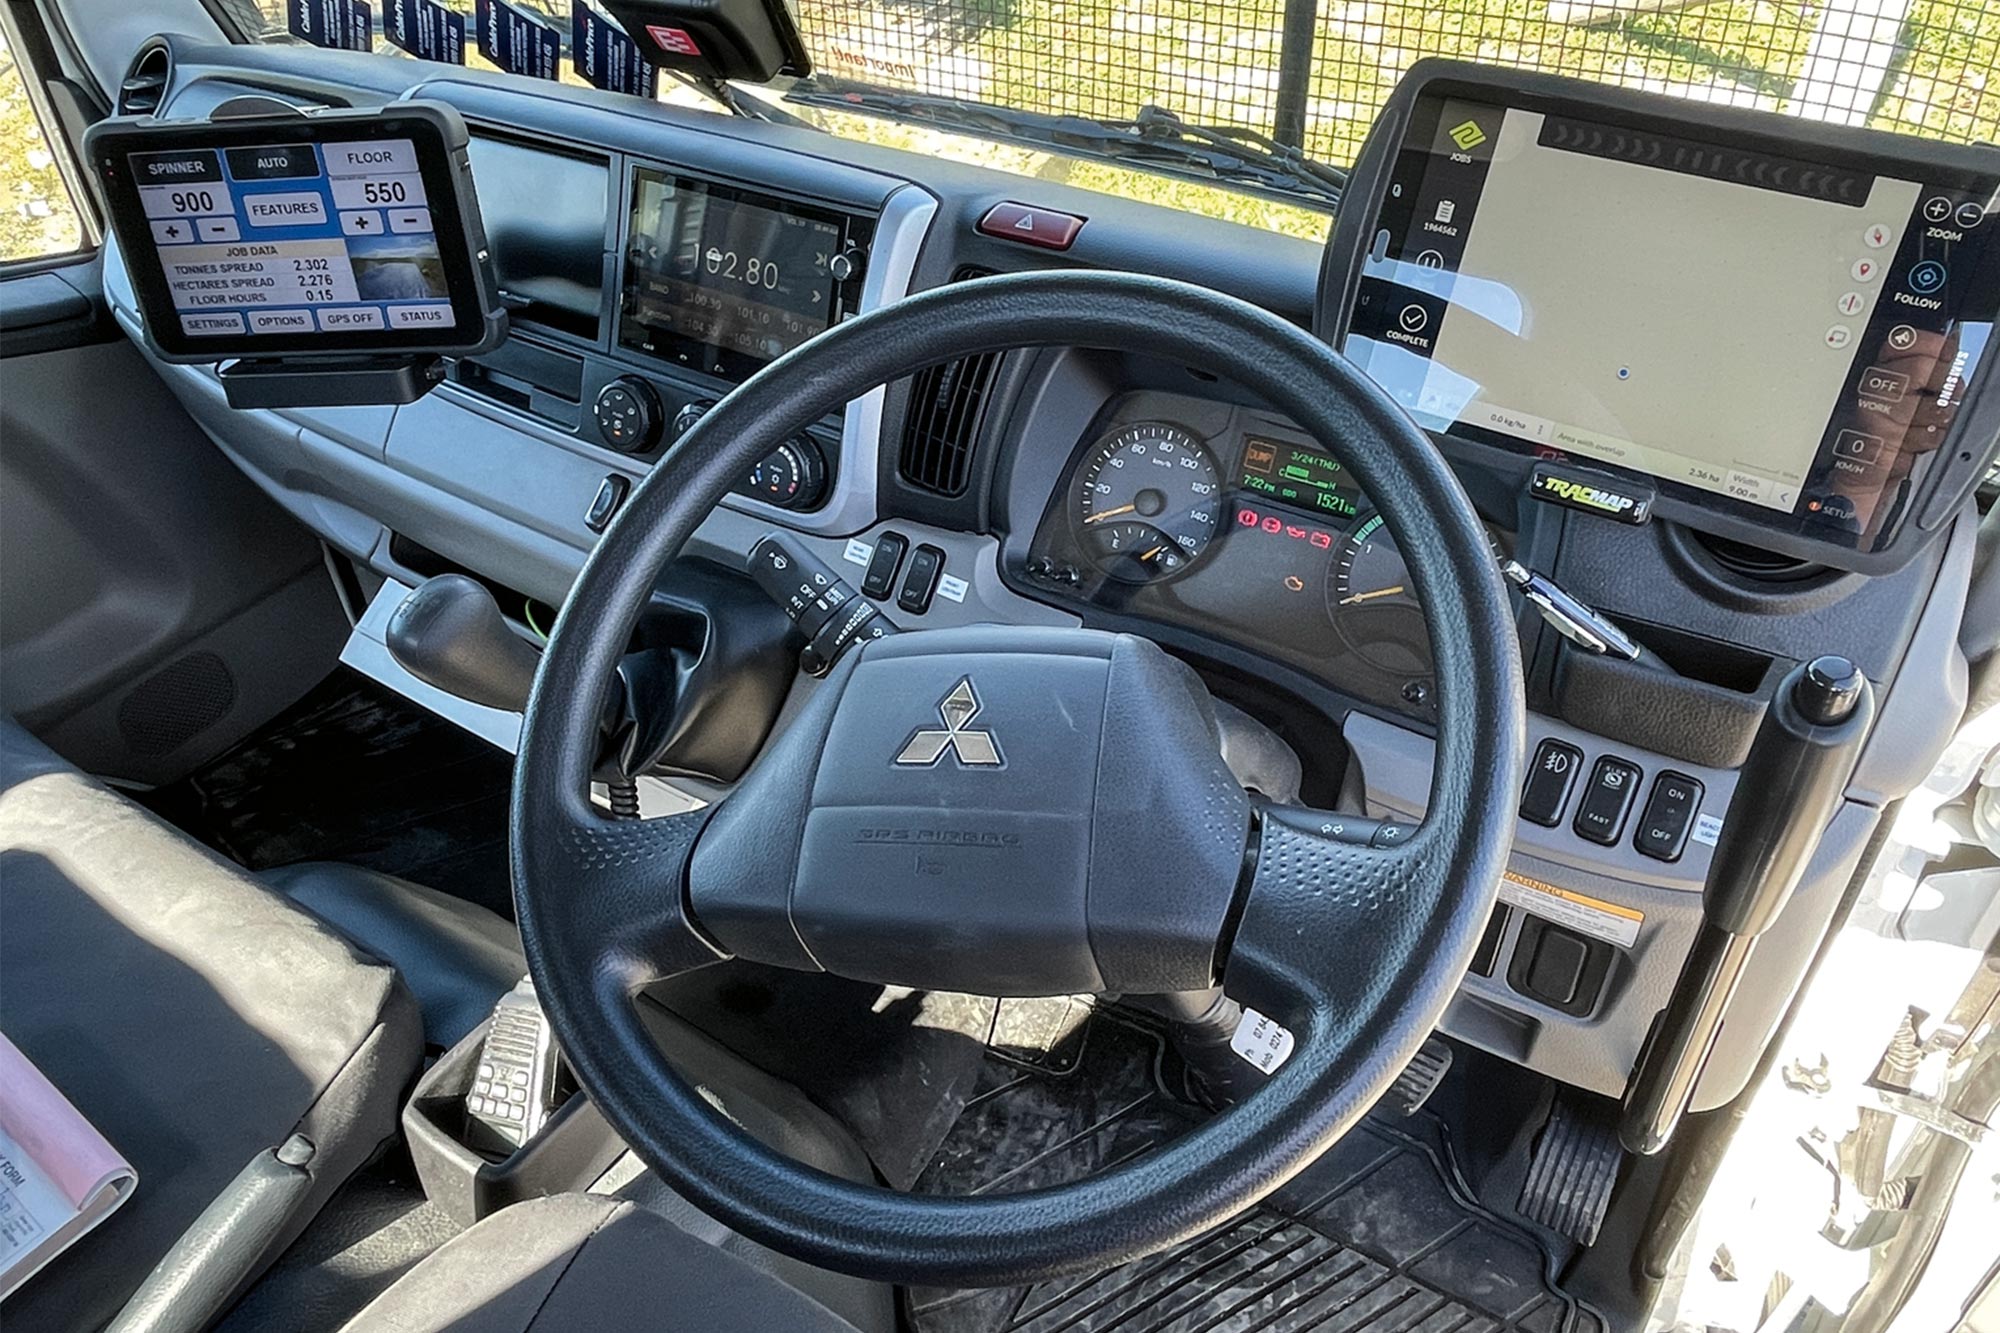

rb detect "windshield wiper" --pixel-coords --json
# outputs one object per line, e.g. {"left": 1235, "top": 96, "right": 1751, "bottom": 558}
{"left": 785, "top": 84, "right": 1345, "bottom": 209}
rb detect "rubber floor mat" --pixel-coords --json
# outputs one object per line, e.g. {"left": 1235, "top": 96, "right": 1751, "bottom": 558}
{"left": 139, "top": 669, "right": 515, "bottom": 916}
{"left": 909, "top": 1015, "right": 1602, "bottom": 1333}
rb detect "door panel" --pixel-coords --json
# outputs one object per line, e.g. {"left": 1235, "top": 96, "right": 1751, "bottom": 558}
{"left": 0, "top": 12, "right": 345, "bottom": 784}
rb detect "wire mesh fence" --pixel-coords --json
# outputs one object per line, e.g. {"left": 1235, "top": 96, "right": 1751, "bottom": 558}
{"left": 225, "top": 0, "right": 2000, "bottom": 168}
{"left": 792, "top": 0, "right": 2000, "bottom": 163}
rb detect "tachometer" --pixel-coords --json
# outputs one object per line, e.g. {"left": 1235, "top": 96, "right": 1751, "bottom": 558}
{"left": 1073, "top": 422, "right": 1224, "bottom": 583}
{"left": 1327, "top": 512, "right": 1431, "bottom": 677}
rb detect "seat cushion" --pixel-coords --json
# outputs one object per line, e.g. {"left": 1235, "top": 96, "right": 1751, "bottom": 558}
{"left": 341, "top": 1194, "right": 858, "bottom": 1333}
{"left": 0, "top": 718, "right": 423, "bottom": 1333}
{"left": 263, "top": 862, "right": 525, "bottom": 1050}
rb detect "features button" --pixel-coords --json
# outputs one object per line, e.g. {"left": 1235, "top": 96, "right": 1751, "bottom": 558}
{"left": 1635, "top": 771, "right": 1704, "bottom": 862}
{"left": 897, "top": 544, "right": 946, "bottom": 613}
{"left": 242, "top": 192, "right": 327, "bottom": 227}
{"left": 861, "top": 531, "right": 908, "bottom": 600}
{"left": 1862, "top": 222, "right": 1894, "bottom": 249}
{"left": 1908, "top": 260, "right": 1948, "bottom": 294}
{"left": 1519, "top": 738, "right": 1583, "bottom": 827}
{"left": 1572, "top": 755, "right": 1642, "bottom": 846}
{"left": 1856, "top": 365, "right": 1909, "bottom": 403}
{"left": 1923, "top": 195, "right": 1953, "bottom": 223}
{"left": 976, "top": 202, "right": 1085, "bottom": 251}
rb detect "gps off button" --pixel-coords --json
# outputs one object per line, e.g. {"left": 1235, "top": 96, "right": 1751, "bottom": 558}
{"left": 316, "top": 306, "right": 385, "bottom": 331}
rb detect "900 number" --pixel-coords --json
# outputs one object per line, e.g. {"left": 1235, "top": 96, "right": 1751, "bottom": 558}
{"left": 170, "top": 189, "right": 217, "bottom": 214}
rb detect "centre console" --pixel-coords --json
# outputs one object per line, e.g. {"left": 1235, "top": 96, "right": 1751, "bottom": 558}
{"left": 447, "top": 113, "right": 915, "bottom": 519}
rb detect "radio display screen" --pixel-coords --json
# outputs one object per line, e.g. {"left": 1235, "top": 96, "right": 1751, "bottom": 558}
{"left": 619, "top": 169, "right": 851, "bottom": 380}
{"left": 1345, "top": 94, "right": 2000, "bottom": 550}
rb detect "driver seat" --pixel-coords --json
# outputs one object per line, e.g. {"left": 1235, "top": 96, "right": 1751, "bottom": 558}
{"left": 340, "top": 1193, "right": 858, "bottom": 1332}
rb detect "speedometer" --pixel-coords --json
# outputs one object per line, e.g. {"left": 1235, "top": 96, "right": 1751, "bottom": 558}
{"left": 1073, "top": 423, "right": 1224, "bottom": 583}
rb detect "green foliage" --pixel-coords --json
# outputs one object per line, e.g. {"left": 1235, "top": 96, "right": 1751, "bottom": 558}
{"left": 0, "top": 36, "right": 82, "bottom": 264}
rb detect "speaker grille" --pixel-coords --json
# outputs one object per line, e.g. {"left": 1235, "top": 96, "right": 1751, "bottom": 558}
{"left": 117, "top": 652, "right": 236, "bottom": 757}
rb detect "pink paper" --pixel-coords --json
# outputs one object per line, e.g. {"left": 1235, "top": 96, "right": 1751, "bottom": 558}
{"left": 0, "top": 1035, "right": 128, "bottom": 1208}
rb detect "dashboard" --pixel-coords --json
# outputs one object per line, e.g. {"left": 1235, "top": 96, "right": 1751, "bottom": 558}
{"left": 1021, "top": 390, "right": 1486, "bottom": 720}
{"left": 101, "top": 37, "right": 1991, "bottom": 1120}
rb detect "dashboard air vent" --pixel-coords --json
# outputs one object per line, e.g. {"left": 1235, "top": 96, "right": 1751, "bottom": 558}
{"left": 117, "top": 42, "right": 172, "bottom": 116}
{"left": 1693, "top": 532, "right": 1824, "bottom": 582}
{"left": 898, "top": 352, "right": 1002, "bottom": 497}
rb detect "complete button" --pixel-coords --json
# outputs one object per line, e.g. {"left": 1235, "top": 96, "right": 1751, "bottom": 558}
{"left": 977, "top": 202, "right": 1085, "bottom": 251}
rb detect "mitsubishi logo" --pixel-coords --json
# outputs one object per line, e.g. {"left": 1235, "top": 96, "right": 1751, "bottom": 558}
{"left": 895, "top": 678, "right": 1002, "bottom": 767}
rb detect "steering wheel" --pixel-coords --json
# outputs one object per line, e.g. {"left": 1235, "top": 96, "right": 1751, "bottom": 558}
{"left": 512, "top": 271, "right": 1524, "bottom": 1287}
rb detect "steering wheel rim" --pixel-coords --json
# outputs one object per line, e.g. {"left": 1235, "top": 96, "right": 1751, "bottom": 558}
{"left": 511, "top": 270, "right": 1524, "bottom": 1287}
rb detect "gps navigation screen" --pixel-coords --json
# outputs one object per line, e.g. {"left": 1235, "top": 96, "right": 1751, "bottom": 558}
{"left": 1347, "top": 95, "right": 1999, "bottom": 545}
{"left": 131, "top": 137, "right": 453, "bottom": 341}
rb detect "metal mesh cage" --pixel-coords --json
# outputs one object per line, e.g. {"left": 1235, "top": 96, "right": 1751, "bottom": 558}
{"left": 792, "top": 0, "right": 2000, "bottom": 165}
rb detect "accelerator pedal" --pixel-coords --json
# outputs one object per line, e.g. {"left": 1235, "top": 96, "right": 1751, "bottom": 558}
{"left": 1383, "top": 1036, "right": 1454, "bottom": 1116}
{"left": 1519, "top": 1097, "right": 1624, "bottom": 1245}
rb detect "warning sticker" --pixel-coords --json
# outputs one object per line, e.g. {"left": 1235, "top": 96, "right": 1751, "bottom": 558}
{"left": 1498, "top": 871, "right": 1643, "bottom": 948}
{"left": 1229, "top": 1008, "right": 1296, "bottom": 1074}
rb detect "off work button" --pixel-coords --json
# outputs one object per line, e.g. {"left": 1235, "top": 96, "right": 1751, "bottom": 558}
{"left": 387, "top": 303, "right": 453, "bottom": 329}
{"left": 317, "top": 306, "right": 386, "bottom": 331}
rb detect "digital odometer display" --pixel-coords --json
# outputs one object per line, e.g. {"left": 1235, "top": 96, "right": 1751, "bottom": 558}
{"left": 131, "top": 138, "right": 454, "bottom": 342}
{"left": 619, "top": 169, "right": 849, "bottom": 379}
{"left": 1237, "top": 436, "right": 1361, "bottom": 518}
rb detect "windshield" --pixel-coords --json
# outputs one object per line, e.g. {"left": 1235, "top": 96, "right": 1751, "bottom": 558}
{"left": 222, "top": 0, "right": 2000, "bottom": 181}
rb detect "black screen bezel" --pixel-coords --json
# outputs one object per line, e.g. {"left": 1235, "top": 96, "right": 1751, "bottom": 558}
{"left": 1316, "top": 60, "right": 2000, "bottom": 575}
{"left": 91, "top": 105, "right": 503, "bottom": 363}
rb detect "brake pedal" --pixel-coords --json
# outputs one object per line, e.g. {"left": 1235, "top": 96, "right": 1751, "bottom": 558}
{"left": 1384, "top": 1037, "right": 1453, "bottom": 1116}
{"left": 1519, "top": 1097, "right": 1624, "bottom": 1245}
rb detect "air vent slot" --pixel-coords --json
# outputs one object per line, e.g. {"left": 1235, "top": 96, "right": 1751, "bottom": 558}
{"left": 896, "top": 267, "right": 1001, "bottom": 499}
{"left": 117, "top": 42, "right": 172, "bottom": 116}
{"left": 898, "top": 353, "right": 1001, "bottom": 497}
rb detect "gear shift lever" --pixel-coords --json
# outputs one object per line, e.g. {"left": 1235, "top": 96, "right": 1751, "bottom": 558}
{"left": 385, "top": 575, "right": 542, "bottom": 713}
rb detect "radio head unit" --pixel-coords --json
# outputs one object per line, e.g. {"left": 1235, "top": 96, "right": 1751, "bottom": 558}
{"left": 617, "top": 167, "right": 874, "bottom": 382}
{"left": 1318, "top": 60, "right": 2000, "bottom": 573}
{"left": 89, "top": 102, "right": 505, "bottom": 364}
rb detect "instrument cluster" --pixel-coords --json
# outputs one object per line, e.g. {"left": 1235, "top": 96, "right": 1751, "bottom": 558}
{"left": 1025, "top": 391, "right": 1493, "bottom": 719}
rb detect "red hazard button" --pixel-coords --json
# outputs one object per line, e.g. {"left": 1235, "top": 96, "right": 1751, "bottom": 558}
{"left": 977, "top": 202, "right": 1085, "bottom": 250}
